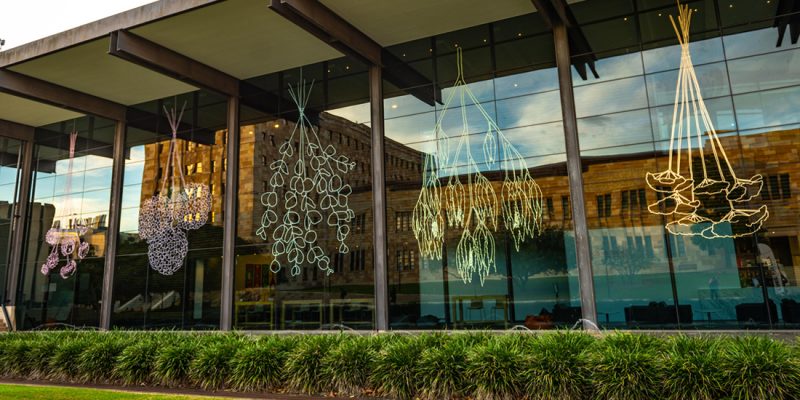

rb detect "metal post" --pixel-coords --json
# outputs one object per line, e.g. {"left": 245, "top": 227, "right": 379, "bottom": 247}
{"left": 220, "top": 96, "right": 240, "bottom": 331}
{"left": 553, "top": 22, "right": 598, "bottom": 330}
{"left": 6, "top": 139, "right": 34, "bottom": 309}
{"left": 100, "top": 120, "right": 126, "bottom": 330}
{"left": 369, "top": 65, "right": 389, "bottom": 331}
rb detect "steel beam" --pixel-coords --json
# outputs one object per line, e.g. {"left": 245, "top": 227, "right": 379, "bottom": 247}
{"left": 369, "top": 65, "right": 389, "bottom": 331}
{"left": 0, "top": 70, "right": 126, "bottom": 121}
{"left": 268, "top": 0, "right": 440, "bottom": 106}
{"left": 109, "top": 30, "right": 239, "bottom": 97}
{"left": 99, "top": 121, "right": 126, "bottom": 330}
{"left": 0, "top": 119, "right": 34, "bottom": 142}
{"left": 219, "top": 96, "right": 240, "bottom": 331}
{"left": 553, "top": 22, "right": 597, "bottom": 330}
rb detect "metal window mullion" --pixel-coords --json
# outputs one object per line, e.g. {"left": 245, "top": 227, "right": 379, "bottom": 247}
{"left": 100, "top": 120, "right": 126, "bottom": 330}
{"left": 553, "top": 22, "right": 598, "bottom": 330}
{"left": 5, "top": 139, "right": 34, "bottom": 325}
{"left": 220, "top": 96, "right": 240, "bottom": 331}
{"left": 369, "top": 65, "right": 389, "bottom": 331}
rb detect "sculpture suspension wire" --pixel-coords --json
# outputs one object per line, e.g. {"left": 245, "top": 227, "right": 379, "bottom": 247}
{"left": 138, "top": 100, "right": 212, "bottom": 275}
{"left": 41, "top": 126, "right": 90, "bottom": 279}
{"left": 645, "top": 2, "right": 768, "bottom": 238}
{"left": 257, "top": 79, "right": 356, "bottom": 277}
{"left": 412, "top": 47, "right": 544, "bottom": 286}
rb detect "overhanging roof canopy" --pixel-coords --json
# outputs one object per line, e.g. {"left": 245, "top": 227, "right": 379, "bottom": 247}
{"left": 0, "top": 0, "right": 545, "bottom": 129}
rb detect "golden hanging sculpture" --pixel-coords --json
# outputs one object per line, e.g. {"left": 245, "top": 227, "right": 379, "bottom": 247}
{"left": 646, "top": 2, "right": 768, "bottom": 238}
{"left": 412, "top": 48, "right": 543, "bottom": 286}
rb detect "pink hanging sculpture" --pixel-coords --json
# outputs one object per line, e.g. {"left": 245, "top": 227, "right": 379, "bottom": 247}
{"left": 138, "top": 102, "right": 212, "bottom": 275}
{"left": 41, "top": 130, "right": 90, "bottom": 279}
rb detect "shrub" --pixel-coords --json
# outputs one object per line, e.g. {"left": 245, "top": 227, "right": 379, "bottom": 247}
{"left": 285, "top": 334, "right": 340, "bottom": 394}
{"left": 415, "top": 334, "right": 473, "bottom": 400}
{"left": 152, "top": 338, "right": 200, "bottom": 387}
{"left": 465, "top": 335, "right": 526, "bottom": 400}
{"left": 229, "top": 336, "right": 290, "bottom": 392}
{"left": 661, "top": 335, "right": 723, "bottom": 400}
{"left": 188, "top": 336, "right": 243, "bottom": 390}
{"left": 587, "top": 333, "right": 665, "bottom": 400}
{"left": 115, "top": 337, "right": 161, "bottom": 385}
{"left": 0, "top": 337, "right": 33, "bottom": 378}
{"left": 523, "top": 331, "right": 595, "bottom": 400}
{"left": 24, "top": 332, "right": 65, "bottom": 379}
{"left": 321, "top": 335, "right": 375, "bottom": 396}
{"left": 372, "top": 335, "right": 433, "bottom": 400}
{"left": 76, "top": 333, "right": 131, "bottom": 383}
{"left": 718, "top": 336, "right": 800, "bottom": 400}
{"left": 49, "top": 334, "right": 95, "bottom": 381}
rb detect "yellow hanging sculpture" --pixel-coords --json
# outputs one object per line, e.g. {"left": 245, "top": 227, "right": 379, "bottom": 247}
{"left": 646, "top": 2, "right": 768, "bottom": 238}
{"left": 412, "top": 47, "right": 543, "bottom": 285}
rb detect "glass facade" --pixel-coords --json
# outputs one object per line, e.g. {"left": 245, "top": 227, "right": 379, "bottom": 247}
{"left": 2, "top": 0, "right": 799, "bottom": 331}
{"left": 112, "top": 91, "right": 227, "bottom": 329}
{"left": 233, "top": 57, "right": 374, "bottom": 330}
{"left": 17, "top": 117, "right": 115, "bottom": 329}
{"left": 382, "top": 13, "right": 581, "bottom": 329}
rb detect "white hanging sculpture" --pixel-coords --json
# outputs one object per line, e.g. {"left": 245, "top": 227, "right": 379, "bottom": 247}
{"left": 257, "top": 80, "right": 356, "bottom": 277}
{"left": 412, "top": 48, "right": 544, "bottom": 286}
{"left": 138, "top": 102, "right": 212, "bottom": 275}
{"left": 646, "top": 3, "right": 768, "bottom": 238}
{"left": 41, "top": 130, "right": 89, "bottom": 279}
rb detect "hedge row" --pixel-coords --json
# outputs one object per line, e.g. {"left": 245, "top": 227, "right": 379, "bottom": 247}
{"left": 0, "top": 331, "right": 798, "bottom": 400}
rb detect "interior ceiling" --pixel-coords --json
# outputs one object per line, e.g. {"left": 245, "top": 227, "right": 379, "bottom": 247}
{"left": 8, "top": 38, "right": 197, "bottom": 106}
{"left": 0, "top": 93, "right": 83, "bottom": 127}
{"left": 131, "top": 0, "right": 343, "bottom": 80}
{"left": 320, "top": 0, "right": 536, "bottom": 46}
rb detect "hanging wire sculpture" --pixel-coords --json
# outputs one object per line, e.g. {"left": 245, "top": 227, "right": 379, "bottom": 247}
{"left": 138, "top": 102, "right": 212, "bottom": 275}
{"left": 257, "top": 80, "right": 356, "bottom": 277}
{"left": 412, "top": 47, "right": 544, "bottom": 286}
{"left": 646, "top": 2, "right": 768, "bottom": 239}
{"left": 41, "top": 129, "right": 90, "bottom": 279}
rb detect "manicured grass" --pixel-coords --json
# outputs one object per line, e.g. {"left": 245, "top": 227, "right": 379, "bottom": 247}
{"left": 0, "top": 383, "right": 218, "bottom": 400}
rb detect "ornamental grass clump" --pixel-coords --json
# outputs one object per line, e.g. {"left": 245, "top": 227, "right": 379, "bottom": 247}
{"left": 465, "top": 334, "right": 527, "bottom": 400}
{"left": 76, "top": 333, "right": 132, "bottom": 383}
{"left": 152, "top": 337, "right": 200, "bottom": 387}
{"left": 415, "top": 334, "right": 474, "bottom": 400}
{"left": 0, "top": 336, "right": 33, "bottom": 378}
{"left": 24, "top": 332, "right": 64, "bottom": 379}
{"left": 285, "top": 334, "right": 341, "bottom": 394}
{"left": 718, "top": 336, "right": 800, "bottom": 400}
{"left": 114, "top": 333, "right": 165, "bottom": 385}
{"left": 320, "top": 335, "right": 375, "bottom": 396}
{"left": 188, "top": 335, "right": 243, "bottom": 390}
{"left": 660, "top": 335, "right": 723, "bottom": 400}
{"left": 229, "top": 336, "right": 291, "bottom": 392}
{"left": 372, "top": 335, "right": 430, "bottom": 400}
{"left": 587, "top": 333, "right": 665, "bottom": 400}
{"left": 49, "top": 333, "right": 95, "bottom": 381}
{"left": 523, "top": 331, "right": 595, "bottom": 400}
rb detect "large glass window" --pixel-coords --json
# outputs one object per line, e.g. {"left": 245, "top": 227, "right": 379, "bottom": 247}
{"left": 17, "top": 117, "right": 114, "bottom": 329}
{"left": 112, "top": 90, "right": 227, "bottom": 329}
{"left": 383, "top": 12, "right": 581, "bottom": 330}
{"left": 571, "top": 0, "right": 800, "bottom": 329}
{"left": 233, "top": 56, "right": 374, "bottom": 330}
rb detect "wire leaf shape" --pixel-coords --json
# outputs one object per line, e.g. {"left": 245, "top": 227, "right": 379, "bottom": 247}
{"left": 645, "top": 3, "right": 768, "bottom": 239}
{"left": 412, "top": 48, "right": 544, "bottom": 286}
{"left": 257, "top": 80, "right": 356, "bottom": 277}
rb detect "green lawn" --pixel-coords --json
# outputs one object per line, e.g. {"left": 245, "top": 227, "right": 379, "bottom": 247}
{"left": 0, "top": 384, "right": 223, "bottom": 400}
